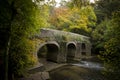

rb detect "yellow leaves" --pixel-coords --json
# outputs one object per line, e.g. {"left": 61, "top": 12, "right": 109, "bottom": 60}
{"left": 70, "top": 25, "right": 80, "bottom": 29}
{"left": 71, "top": 7, "right": 80, "bottom": 13}
{"left": 27, "top": 53, "right": 37, "bottom": 66}
{"left": 58, "top": 15, "right": 72, "bottom": 24}
{"left": 68, "top": 6, "right": 96, "bottom": 33}
{"left": 49, "top": 7, "right": 72, "bottom": 28}
{"left": 48, "top": 5, "right": 96, "bottom": 35}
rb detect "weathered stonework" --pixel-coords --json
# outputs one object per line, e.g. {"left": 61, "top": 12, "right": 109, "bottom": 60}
{"left": 35, "top": 28, "right": 91, "bottom": 63}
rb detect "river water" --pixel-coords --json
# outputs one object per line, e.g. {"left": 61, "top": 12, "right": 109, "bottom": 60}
{"left": 49, "top": 58, "right": 106, "bottom": 80}
{"left": 72, "top": 60, "right": 104, "bottom": 70}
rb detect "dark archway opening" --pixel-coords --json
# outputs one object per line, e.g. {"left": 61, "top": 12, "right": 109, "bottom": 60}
{"left": 81, "top": 43, "right": 86, "bottom": 56}
{"left": 37, "top": 43, "right": 59, "bottom": 63}
{"left": 82, "top": 43, "right": 86, "bottom": 50}
{"left": 67, "top": 43, "right": 76, "bottom": 62}
{"left": 46, "top": 44, "right": 59, "bottom": 62}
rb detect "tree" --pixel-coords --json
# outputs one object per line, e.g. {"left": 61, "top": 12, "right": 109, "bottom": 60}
{"left": 69, "top": 6, "right": 96, "bottom": 36}
{"left": 64, "top": 0, "right": 97, "bottom": 36}
{"left": 68, "top": 0, "right": 90, "bottom": 8}
{"left": 93, "top": 0, "right": 120, "bottom": 79}
{"left": 92, "top": 0, "right": 120, "bottom": 54}
{"left": 49, "top": 7, "right": 72, "bottom": 30}
{"left": 92, "top": 20, "right": 108, "bottom": 53}
{"left": 99, "top": 12, "right": 120, "bottom": 80}
{"left": 95, "top": 0, "right": 120, "bottom": 21}
{"left": 0, "top": 0, "right": 48, "bottom": 79}
{"left": 49, "top": 3, "right": 96, "bottom": 36}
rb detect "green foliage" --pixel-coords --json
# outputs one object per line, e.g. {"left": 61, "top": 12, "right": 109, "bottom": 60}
{"left": 9, "top": 38, "right": 36, "bottom": 77}
{"left": 49, "top": 7, "right": 72, "bottom": 30}
{"left": 68, "top": 0, "right": 90, "bottom": 8}
{"left": 54, "top": 34, "right": 68, "bottom": 41}
{"left": 92, "top": 20, "right": 108, "bottom": 53}
{"left": 92, "top": 0, "right": 120, "bottom": 54}
{"left": 93, "top": 0, "right": 120, "bottom": 79}
{"left": 99, "top": 12, "right": 120, "bottom": 80}
{"left": 95, "top": 0, "right": 120, "bottom": 20}
{"left": 0, "top": 0, "right": 49, "bottom": 79}
{"left": 49, "top": 5, "right": 96, "bottom": 36}
{"left": 69, "top": 6, "right": 96, "bottom": 35}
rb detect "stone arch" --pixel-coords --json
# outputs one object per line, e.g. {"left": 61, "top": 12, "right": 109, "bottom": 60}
{"left": 37, "top": 41, "right": 60, "bottom": 62}
{"left": 66, "top": 42, "right": 77, "bottom": 62}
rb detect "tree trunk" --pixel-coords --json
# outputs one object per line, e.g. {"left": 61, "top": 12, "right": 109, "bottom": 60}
{"left": 4, "top": 36, "right": 11, "bottom": 80}
{"left": 4, "top": 1, "right": 15, "bottom": 80}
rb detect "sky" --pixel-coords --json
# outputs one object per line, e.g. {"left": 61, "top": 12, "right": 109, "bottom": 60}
{"left": 89, "top": 0, "right": 95, "bottom": 3}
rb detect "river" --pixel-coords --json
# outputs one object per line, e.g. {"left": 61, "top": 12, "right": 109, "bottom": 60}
{"left": 49, "top": 57, "right": 107, "bottom": 80}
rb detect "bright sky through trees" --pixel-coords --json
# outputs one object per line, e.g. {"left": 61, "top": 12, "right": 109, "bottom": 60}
{"left": 90, "top": 0, "right": 95, "bottom": 3}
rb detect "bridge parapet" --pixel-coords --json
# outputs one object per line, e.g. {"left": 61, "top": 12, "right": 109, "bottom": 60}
{"left": 36, "top": 28, "right": 90, "bottom": 43}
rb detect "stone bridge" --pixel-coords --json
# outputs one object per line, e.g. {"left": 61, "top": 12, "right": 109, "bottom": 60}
{"left": 34, "top": 28, "right": 91, "bottom": 63}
